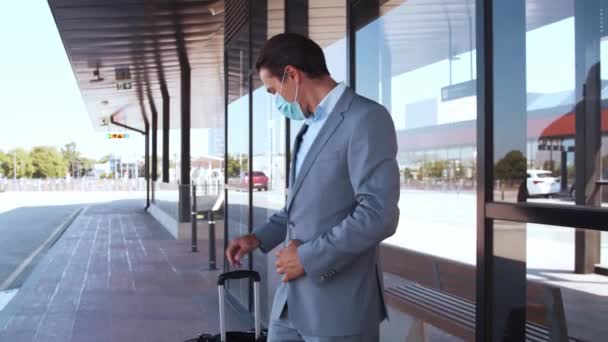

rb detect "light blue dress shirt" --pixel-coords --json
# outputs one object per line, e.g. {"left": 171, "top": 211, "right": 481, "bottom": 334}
{"left": 295, "top": 82, "right": 347, "bottom": 178}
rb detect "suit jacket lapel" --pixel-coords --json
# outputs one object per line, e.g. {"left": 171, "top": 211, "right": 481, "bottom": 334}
{"left": 286, "top": 88, "right": 355, "bottom": 212}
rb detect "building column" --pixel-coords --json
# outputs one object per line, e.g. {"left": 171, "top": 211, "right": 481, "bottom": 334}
{"left": 178, "top": 57, "right": 191, "bottom": 222}
{"left": 161, "top": 85, "right": 170, "bottom": 183}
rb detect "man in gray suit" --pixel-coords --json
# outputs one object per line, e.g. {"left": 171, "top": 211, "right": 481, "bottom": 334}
{"left": 226, "top": 33, "right": 400, "bottom": 342}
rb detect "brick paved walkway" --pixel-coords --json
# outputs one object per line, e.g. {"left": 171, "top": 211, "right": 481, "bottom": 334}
{"left": 0, "top": 200, "right": 246, "bottom": 342}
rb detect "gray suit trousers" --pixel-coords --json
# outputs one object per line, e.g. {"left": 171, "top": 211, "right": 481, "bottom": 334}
{"left": 267, "top": 306, "right": 380, "bottom": 342}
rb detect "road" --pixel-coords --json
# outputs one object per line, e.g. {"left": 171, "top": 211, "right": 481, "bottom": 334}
{"left": 0, "top": 191, "right": 146, "bottom": 290}
{"left": 0, "top": 205, "right": 80, "bottom": 289}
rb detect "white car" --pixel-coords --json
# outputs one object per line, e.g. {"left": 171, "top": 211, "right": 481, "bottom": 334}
{"left": 527, "top": 169, "right": 561, "bottom": 197}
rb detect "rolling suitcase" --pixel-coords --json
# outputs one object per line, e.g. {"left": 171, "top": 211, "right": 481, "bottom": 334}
{"left": 185, "top": 270, "right": 267, "bottom": 342}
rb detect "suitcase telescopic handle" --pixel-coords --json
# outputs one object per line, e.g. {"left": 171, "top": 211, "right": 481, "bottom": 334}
{"left": 218, "top": 271, "right": 262, "bottom": 342}
{"left": 217, "top": 270, "right": 261, "bottom": 286}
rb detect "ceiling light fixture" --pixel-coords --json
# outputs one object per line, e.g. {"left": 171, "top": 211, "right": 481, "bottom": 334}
{"left": 90, "top": 64, "right": 104, "bottom": 83}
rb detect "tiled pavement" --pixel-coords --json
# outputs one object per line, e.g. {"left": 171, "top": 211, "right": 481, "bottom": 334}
{"left": 0, "top": 200, "right": 247, "bottom": 342}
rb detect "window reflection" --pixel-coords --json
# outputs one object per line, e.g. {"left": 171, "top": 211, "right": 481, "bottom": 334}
{"left": 355, "top": 1, "right": 477, "bottom": 339}
{"left": 356, "top": 0, "right": 477, "bottom": 263}
{"left": 226, "top": 18, "right": 250, "bottom": 308}
{"left": 251, "top": 0, "right": 286, "bottom": 323}
{"left": 494, "top": 0, "right": 608, "bottom": 210}
{"left": 493, "top": 221, "right": 608, "bottom": 341}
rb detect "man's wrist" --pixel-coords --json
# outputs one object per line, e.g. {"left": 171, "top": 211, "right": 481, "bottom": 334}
{"left": 249, "top": 233, "right": 262, "bottom": 249}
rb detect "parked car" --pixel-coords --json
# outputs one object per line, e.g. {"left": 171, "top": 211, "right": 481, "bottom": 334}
{"left": 527, "top": 169, "right": 560, "bottom": 197}
{"left": 243, "top": 171, "right": 269, "bottom": 191}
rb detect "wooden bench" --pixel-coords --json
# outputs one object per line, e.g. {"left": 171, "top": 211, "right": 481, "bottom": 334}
{"left": 380, "top": 244, "right": 578, "bottom": 341}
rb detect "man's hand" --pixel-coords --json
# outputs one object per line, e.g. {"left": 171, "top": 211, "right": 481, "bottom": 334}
{"left": 276, "top": 240, "right": 305, "bottom": 282}
{"left": 226, "top": 234, "right": 260, "bottom": 268}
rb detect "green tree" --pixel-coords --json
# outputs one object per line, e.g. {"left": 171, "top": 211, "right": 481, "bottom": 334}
{"left": 61, "top": 142, "right": 97, "bottom": 177}
{"left": 227, "top": 155, "right": 248, "bottom": 179}
{"left": 76, "top": 157, "right": 96, "bottom": 177}
{"left": 495, "top": 150, "right": 527, "bottom": 186}
{"left": 402, "top": 168, "right": 413, "bottom": 180}
{"left": 454, "top": 161, "right": 465, "bottom": 179}
{"left": 0, "top": 150, "right": 7, "bottom": 178}
{"left": 420, "top": 160, "right": 448, "bottom": 179}
{"left": 30, "top": 146, "right": 68, "bottom": 178}
{"left": 61, "top": 142, "right": 80, "bottom": 177}
{"left": 1, "top": 148, "right": 34, "bottom": 178}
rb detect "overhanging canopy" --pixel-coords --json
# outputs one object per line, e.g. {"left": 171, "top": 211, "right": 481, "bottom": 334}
{"left": 48, "top": 0, "right": 225, "bottom": 133}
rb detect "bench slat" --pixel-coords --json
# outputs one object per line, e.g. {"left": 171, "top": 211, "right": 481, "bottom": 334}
{"left": 402, "top": 283, "right": 475, "bottom": 314}
{"left": 385, "top": 289, "right": 476, "bottom": 341}
{"left": 391, "top": 285, "right": 475, "bottom": 324}
{"left": 387, "top": 286, "right": 475, "bottom": 329}
{"left": 386, "top": 283, "right": 582, "bottom": 342}
{"left": 380, "top": 244, "right": 579, "bottom": 341}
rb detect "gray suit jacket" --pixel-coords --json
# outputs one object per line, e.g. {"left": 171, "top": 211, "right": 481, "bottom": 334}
{"left": 253, "top": 87, "right": 400, "bottom": 337}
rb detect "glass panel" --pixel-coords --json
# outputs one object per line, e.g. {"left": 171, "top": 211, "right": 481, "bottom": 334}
{"left": 290, "top": 0, "right": 347, "bottom": 145}
{"left": 226, "top": 189, "right": 250, "bottom": 306}
{"left": 494, "top": 221, "right": 608, "bottom": 340}
{"left": 226, "top": 20, "right": 251, "bottom": 309}
{"left": 354, "top": 0, "right": 477, "bottom": 340}
{"left": 251, "top": 0, "right": 286, "bottom": 323}
{"left": 492, "top": 0, "right": 573, "bottom": 204}
{"left": 493, "top": 0, "right": 608, "bottom": 208}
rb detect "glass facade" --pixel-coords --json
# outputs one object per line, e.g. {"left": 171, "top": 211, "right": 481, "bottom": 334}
{"left": 226, "top": 7, "right": 252, "bottom": 309}
{"left": 353, "top": 1, "right": 478, "bottom": 339}
{"left": 354, "top": 0, "right": 478, "bottom": 264}
{"left": 251, "top": 0, "right": 286, "bottom": 322}
{"left": 222, "top": 0, "right": 608, "bottom": 340}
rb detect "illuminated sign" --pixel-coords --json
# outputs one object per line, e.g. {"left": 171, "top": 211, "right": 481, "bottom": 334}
{"left": 115, "top": 67, "right": 132, "bottom": 90}
{"left": 116, "top": 81, "right": 132, "bottom": 90}
{"left": 107, "top": 133, "right": 130, "bottom": 139}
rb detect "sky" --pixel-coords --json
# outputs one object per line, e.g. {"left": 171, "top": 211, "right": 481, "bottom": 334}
{"left": 0, "top": 1, "right": 211, "bottom": 161}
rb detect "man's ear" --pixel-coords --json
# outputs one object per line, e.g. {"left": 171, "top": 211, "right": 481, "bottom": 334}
{"left": 284, "top": 65, "right": 299, "bottom": 82}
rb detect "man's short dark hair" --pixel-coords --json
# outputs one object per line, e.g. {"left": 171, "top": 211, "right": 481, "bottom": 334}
{"left": 255, "top": 33, "right": 330, "bottom": 79}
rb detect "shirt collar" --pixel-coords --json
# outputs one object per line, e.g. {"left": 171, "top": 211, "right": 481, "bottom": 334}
{"left": 305, "top": 82, "right": 346, "bottom": 125}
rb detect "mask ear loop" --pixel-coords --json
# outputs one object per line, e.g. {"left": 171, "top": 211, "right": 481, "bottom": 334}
{"left": 280, "top": 69, "right": 299, "bottom": 103}
{"left": 279, "top": 70, "right": 287, "bottom": 97}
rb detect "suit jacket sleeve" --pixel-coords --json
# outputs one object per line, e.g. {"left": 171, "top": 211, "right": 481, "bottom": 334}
{"left": 297, "top": 104, "right": 400, "bottom": 281}
{"left": 252, "top": 206, "right": 288, "bottom": 253}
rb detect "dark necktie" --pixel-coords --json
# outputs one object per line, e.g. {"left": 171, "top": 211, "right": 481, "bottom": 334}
{"left": 290, "top": 124, "right": 309, "bottom": 186}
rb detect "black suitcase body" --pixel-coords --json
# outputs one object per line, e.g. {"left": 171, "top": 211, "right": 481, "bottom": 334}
{"left": 186, "top": 330, "right": 267, "bottom": 342}
{"left": 185, "top": 270, "right": 267, "bottom": 342}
